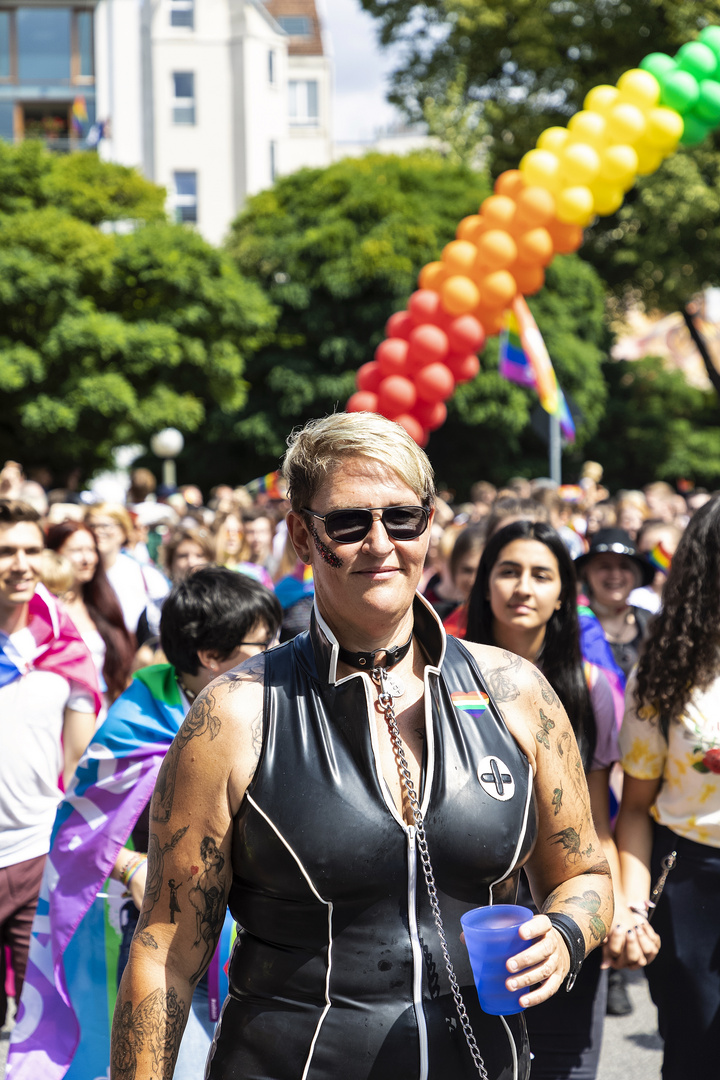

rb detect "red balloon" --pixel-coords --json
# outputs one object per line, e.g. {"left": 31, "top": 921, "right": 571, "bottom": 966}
{"left": 446, "top": 353, "right": 481, "bottom": 384}
{"left": 446, "top": 315, "right": 485, "bottom": 356}
{"left": 377, "top": 375, "right": 417, "bottom": 417}
{"left": 408, "top": 289, "right": 443, "bottom": 325}
{"left": 347, "top": 391, "right": 378, "bottom": 413}
{"left": 407, "top": 323, "right": 449, "bottom": 368}
{"left": 413, "top": 399, "right": 447, "bottom": 431}
{"left": 356, "top": 361, "right": 383, "bottom": 393}
{"left": 414, "top": 362, "right": 455, "bottom": 403}
{"left": 375, "top": 338, "right": 410, "bottom": 377}
{"left": 395, "top": 413, "right": 428, "bottom": 446}
{"left": 385, "top": 310, "right": 414, "bottom": 340}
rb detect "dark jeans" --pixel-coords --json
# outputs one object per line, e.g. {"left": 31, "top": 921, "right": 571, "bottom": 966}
{"left": 525, "top": 947, "right": 607, "bottom": 1080}
{"left": 0, "top": 853, "right": 46, "bottom": 1026}
{"left": 645, "top": 823, "right": 720, "bottom": 1080}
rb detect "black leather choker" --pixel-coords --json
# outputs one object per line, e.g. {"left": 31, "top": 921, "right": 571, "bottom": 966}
{"left": 337, "top": 631, "right": 413, "bottom": 671}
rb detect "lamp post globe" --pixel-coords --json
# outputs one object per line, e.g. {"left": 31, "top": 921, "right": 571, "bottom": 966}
{"left": 150, "top": 428, "right": 184, "bottom": 489}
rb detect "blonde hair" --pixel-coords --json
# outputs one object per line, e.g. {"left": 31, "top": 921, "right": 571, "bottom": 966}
{"left": 85, "top": 502, "right": 134, "bottom": 543}
{"left": 40, "top": 550, "right": 75, "bottom": 597}
{"left": 282, "top": 412, "right": 436, "bottom": 513}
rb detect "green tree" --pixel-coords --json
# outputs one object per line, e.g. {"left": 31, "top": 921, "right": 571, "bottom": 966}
{"left": 226, "top": 151, "right": 608, "bottom": 490}
{"left": 0, "top": 143, "right": 276, "bottom": 480}
{"left": 588, "top": 356, "right": 720, "bottom": 488}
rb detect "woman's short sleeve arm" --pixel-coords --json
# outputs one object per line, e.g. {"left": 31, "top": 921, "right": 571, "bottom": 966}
{"left": 589, "top": 668, "right": 620, "bottom": 771}
{"left": 618, "top": 671, "right": 667, "bottom": 780}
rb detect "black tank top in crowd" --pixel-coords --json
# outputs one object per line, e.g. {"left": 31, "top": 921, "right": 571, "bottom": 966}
{"left": 207, "top": 597, "right": 538, "bottom": 1080}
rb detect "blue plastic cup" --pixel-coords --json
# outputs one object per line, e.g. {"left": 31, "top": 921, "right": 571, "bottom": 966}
{"left": 460, "top": 904, "right": 534, "bottom": 1015}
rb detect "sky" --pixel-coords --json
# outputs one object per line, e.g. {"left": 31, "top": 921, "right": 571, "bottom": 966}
{"left": 318, "top": 0, "right": 408, "bottom": 143}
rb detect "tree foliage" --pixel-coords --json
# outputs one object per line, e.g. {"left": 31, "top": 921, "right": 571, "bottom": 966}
{"left": 0, "top": 143, "right": 276, "bottom": 479}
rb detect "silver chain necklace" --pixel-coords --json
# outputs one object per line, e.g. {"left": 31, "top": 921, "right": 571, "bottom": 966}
{"left": 371, "top": 666, "right": 489, "bottom": 1080}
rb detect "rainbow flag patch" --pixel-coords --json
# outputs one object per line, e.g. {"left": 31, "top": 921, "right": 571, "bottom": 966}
{"left": 451, "top": 691, "right": 489, "bottom": 717}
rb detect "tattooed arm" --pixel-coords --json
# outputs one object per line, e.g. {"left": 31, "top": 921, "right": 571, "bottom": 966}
{"left": 110, "top": 657, "right": 265, "bottom": 1080}
{"left": 464, "top": 643, "right": 614, "bottom": 1008}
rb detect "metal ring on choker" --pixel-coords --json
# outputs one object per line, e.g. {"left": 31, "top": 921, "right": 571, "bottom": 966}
{"left": 337, "top": 630, "right": 413, "bottom": 671}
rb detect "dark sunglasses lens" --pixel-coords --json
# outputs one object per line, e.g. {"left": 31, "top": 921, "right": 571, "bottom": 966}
{"left": 324, "top": 509, "right": 373, "bottom": 542}
{"left": 383, "top": 507, "right": 428, "bottom": 539}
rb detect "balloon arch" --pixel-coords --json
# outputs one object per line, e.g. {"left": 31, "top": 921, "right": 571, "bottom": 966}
{"left": 346, "top": 27, "right": 720, "bottom": 446}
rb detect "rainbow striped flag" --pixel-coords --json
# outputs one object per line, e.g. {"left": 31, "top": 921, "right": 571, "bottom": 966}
{"left": 451, "top": 690, "right": 489, "bottom": 718}
{"left": 71, "top": 96, "right": 88, "bottom": 134}
{"left": 246, "top": 470, "right": 284, "bottom": 499}
{"left": 647, "top": 541, "right": 672, "bottom": 575}
{"left": 499, "top": 297, "right": 576, "bottom": 442}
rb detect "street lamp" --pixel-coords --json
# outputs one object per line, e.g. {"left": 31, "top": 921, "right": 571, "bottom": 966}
{"left": 150, "top": 428, "right": 184, "bottom": 489}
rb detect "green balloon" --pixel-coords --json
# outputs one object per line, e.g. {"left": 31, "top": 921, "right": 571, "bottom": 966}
{"left": 660, "top": 69, "right": 700, "bottom": 114}
{"left": 679, "top": 110, "right": 712, "bottom": 146}
{"left": 696, "top": 79, "right": 720, "bottom": 125}
{"left": 677, "top": 41, "right": 718, "bottom": 81}
{"left": 640, "top": 52, "right": 677, "bottom": 80}
{"left": 699, "top": 25, "right": 720, "bottom": 60}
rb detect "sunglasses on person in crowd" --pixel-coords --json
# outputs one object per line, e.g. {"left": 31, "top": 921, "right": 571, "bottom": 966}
{"left": 303, "top": 505, "right": 430, "bottom": 544}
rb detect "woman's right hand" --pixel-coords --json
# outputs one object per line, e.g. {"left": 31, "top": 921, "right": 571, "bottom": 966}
{"left": 603, "top": 903, "right": 661, "bottom": 969}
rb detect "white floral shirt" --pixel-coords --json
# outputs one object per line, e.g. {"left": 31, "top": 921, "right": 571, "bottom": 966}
{"left": 619, "top": 671, "right": 720, "bottom": 848}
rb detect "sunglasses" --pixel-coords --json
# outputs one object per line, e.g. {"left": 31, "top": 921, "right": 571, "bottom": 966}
{"left": 303, "top": 505, "right": 429, "bottom": 544}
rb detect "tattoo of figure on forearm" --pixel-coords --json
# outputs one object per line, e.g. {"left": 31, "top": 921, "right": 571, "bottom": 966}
{"left": 152, "top": 692, "right": 222, "bottom": 823}
{"left": 111, "top": 987, "right": 186, "bottom": 1080}
{"left": 135, "top": 826, "right": 188, "bottom": 937}
{"left": 548, "top": 826, "right": 595, "bottom": 864}
{"left": 556, "top": 730, "right": 586, "bottom": 800}
{"left": 188, "top": 835, "right": 231, "bottom": 984}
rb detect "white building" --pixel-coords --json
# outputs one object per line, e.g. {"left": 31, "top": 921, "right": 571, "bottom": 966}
{"left": 0, "top": 0, "right": 332, "bottom": 244}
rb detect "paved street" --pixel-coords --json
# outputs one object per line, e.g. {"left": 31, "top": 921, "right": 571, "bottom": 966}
{"left": 1, "top": 970, "right": 663, "bottom": 1078}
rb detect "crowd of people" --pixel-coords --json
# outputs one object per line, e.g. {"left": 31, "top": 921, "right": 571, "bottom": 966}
{"left": 0, "top": 437, "right": 718, "bottom": 1080}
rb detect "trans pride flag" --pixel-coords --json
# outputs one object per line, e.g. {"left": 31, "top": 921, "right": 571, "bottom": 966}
{"left": 499, "top": 296, "right": 576, "bottom": 442}
{"left": 8, "top": 666, "right": 187, "bottom": 1079}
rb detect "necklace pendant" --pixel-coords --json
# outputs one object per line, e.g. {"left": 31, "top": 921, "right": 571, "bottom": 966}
{"left": 386, "top": 672, "right": 405, "bottom": 698}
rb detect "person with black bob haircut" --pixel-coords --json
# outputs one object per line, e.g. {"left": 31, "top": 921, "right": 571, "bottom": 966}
{"left": 465, "top": 519, "right": 621, "bottom": 1080}
{"left": 160, "top": 565, "right": 282, "bottom": 681}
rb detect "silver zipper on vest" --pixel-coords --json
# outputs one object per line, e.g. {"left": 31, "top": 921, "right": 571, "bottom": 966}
{"left": 407, "top": 825, "right": 429, "bottom": 1080}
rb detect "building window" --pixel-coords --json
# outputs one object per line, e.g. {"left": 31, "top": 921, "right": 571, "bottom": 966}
{"left": 277, "top": 16, "right": 312, "bottom": 37}
{"left": 172, "top": 72, "right": 195, "bottom": 124}
{"left": 77, "top": 11, "right": 93, "bottom": 78}
{"left": 270, "top": 140, "right": 277, "bottom": 181}
{"left": 0, "top": 13, "right": 10, "bottom": 79}
{"left": 289, "top": 80, "right": 319, "bottom": 125}
{"left": 170, "top": 0, "right": 194, "bottom": 29}
{"left": 174, "top": 171, "right": 197, "bottom": 223}
{"left": 268, "top": 49, "right": 275, "bottom": 84}
{"left": 17, "top": 7, "right": 72, "bottom": 81}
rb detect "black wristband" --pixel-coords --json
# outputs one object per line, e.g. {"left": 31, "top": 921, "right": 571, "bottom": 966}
{"left": 547, "top": 912, "right": 585, "bottom": 991}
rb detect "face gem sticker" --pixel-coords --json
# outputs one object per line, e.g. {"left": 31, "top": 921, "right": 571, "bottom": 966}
{"left": 477, "top": 756, "right": 515, "bottom": 801}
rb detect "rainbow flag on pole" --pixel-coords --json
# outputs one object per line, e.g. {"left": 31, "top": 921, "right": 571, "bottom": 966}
{"left": 71, "top": 96, "right": 88, "bottom": 134}
{"left": 499, "top": 297, "right": 576, "bottom": 442}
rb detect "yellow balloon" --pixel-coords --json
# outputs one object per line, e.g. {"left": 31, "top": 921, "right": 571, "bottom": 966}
{"left": 560, "top": 142, "right": 601, "bottom": 185}
{"left": 606, "top": 102, "right": 646, "bottom": 144}
{"left": 599, "top": 144, "right": 639, "bottom": 184}
{"left": 584, "top": 85, "right": 620, "bottom": 116}
{"left": 537, "top": 127, "right": 570, "bottom": 153}
{"left": 520, "top": 148, "right": 561, "bottom": 191}
{"left": 616, "top": 68, "right": 661, "bottom": 109}
{"left": 567, "top": 110, "right": 608, "bottom": 147}
{"left": 645, "top": 107, "right": 684, "bottom": 152}
{"left": 589, "top": 181, "right": 624, "bottom": 216}
{"left": 634, "top": 141, "right": 664, "bottom": 176}
{"left": 556, "top": 185, "right": 595, "bottom": 226}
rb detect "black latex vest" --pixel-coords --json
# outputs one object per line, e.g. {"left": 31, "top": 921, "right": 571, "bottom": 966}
{"left": 207, "top": 598, "right": 537, "bottom": 1080}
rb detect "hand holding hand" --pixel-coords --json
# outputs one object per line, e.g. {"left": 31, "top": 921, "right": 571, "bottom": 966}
{"left": 603, "top": 904, "right": 661, "bottom": 970}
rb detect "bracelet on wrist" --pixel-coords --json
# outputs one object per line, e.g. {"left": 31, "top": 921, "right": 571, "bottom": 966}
{"left": 547, "top": 912, "right": 586, "bottom": 991}
{"left": 628, "top": 900, "right": 655, "bottom": 920}
{"left": 120, "top": 854, "right": 146, "bottom": 888}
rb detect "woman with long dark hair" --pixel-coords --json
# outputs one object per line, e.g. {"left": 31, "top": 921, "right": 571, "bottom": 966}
{"left": 46, "top": 522, "right": 135, "bottom": 705}
{"left": 611, "top": 495, "right": 720, "bottom": 1080}
{"left": 466, "top": 520, "right": 620, "bottom": 1080}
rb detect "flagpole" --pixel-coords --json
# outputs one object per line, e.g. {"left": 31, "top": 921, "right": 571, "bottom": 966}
{"left": 549, "top": 411, "right": 561, "bottom": 484}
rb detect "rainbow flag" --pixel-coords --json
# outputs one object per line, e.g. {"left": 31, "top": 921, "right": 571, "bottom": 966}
{"left": 499, "top": 297, "right": 576, "bottom": 442}
{"left": 71, "top": 96, "right": 88, "bottom": 134}
{"left": 647, "top": 541, "right": 672, "bottom": 575}
{"left": 451, "top": 690, "right": 489, "bottom": 718}
{"left": 7, "top": 664, "right": 233, "bottom": 1080}
{"left": 246, "top": 470, "right": 284, "bottom": 499}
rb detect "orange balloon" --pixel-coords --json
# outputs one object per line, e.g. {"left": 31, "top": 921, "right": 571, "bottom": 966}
{"left": 480, "top": 194, "right": 517, "bottom": 230}
{"left": 440, "top": 275, "right": 481, "bottom": 316}
{"left": 418, "top": 261, "right": 448, "bottom": 291}
{"left": 475, "top": 305, "right": 507, "bottom": 337}
{"left": 442, "top": 239, "right": 479, "bottom": 276}
{"left": 515, "top": 227, "right": 554, "bottom": 267}
{"left": 513, "top": 186, "right": 556, "bottom": 229}
{"left": 547, "top": 219, "right": 584, "bottom": 255}
{"left": 511, "top": 262, "right": 546, "bottom": 296}
{"left": 494, "top": 169, "right": 525, "bottom": 198}
{"left": 456, "top": 214, "right": 484, "bottom": 242}
{"left": 476, "top": 229, "right": 518, "bottom": 272}
{"left": 478, "top": 270, "right": 517, "bottom": 307}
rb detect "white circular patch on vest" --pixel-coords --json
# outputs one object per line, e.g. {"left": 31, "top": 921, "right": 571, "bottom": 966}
{"left": 477, "top": 756, "right": 515, "bottom": 801}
